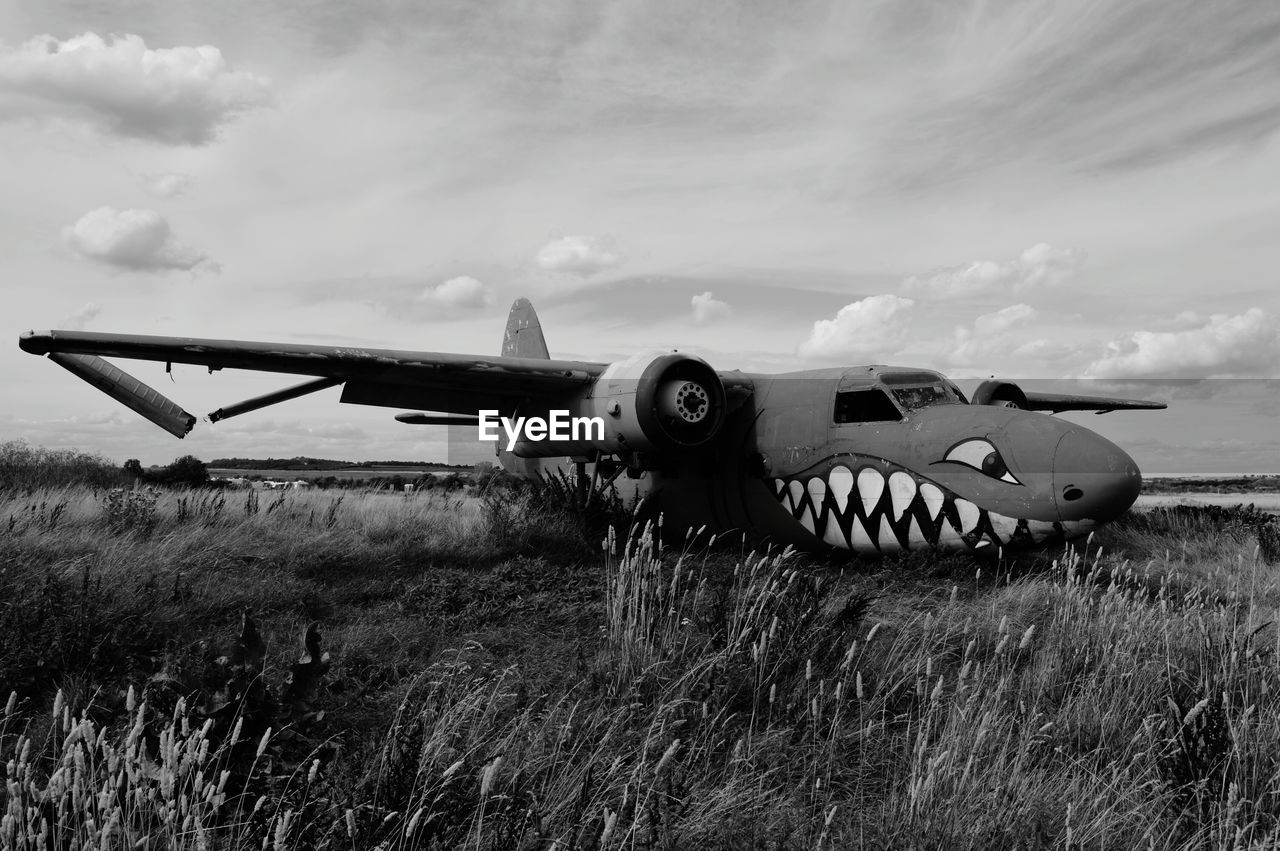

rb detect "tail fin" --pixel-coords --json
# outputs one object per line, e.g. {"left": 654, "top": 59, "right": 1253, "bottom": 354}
{"left": 502, "top": 297, "right": 550, "bottom": 359}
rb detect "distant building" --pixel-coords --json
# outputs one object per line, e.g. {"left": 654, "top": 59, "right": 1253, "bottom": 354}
{"left": 210, "top": 476, "right": 251, "bottom": 489}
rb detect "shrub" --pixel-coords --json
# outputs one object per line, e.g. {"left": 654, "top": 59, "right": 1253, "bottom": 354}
{"left": 102, "top": 488, "right": 158, "bottom": 535}
{"left": 144, "top": 454, "right": 210, "bottom": 488}
{"left": 0, "top": 440, "right": 126, "bottom": 492}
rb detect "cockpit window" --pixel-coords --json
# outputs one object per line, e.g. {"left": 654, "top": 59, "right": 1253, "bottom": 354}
{"left": 834, "top": 389, "right": 903, "bottom": 423}
{"left": 890, "top": 383, "right": 960, "bottom": 412}
{"left": 877, "top": 372, "right": 963, "bottom": 412}
{"left": 880, "top": 371, "right": 945, "bottom": 386}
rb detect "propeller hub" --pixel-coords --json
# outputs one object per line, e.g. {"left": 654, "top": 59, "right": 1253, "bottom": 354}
{"left": 661, "top": 380, "right": 710, "bottom": 423}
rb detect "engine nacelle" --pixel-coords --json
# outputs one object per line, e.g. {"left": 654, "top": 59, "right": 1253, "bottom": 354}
{"left": 971, "top": 380, "right": 1029, "bottom": 410}
{"left": 510, "top": 351, "right": 728, "bottom": 459}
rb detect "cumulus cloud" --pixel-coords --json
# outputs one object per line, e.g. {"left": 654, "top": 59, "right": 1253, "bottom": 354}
{"left": 144, "top": 172, "right": 191, "bottom": 198}
{"left": 535, "top": 235, "right": 620, "bottom": 276}
{"left": 903, "top": 244, "right": 1082, "bottom": 300}
{"left": 973, "top": 304, "right": 1038, "bottom": 336}
{"left": 62, "top": 207, "right": 217, "bottom": 273}
{"left": 798, "top": 294, "right": 915, "bottom": 360}
{"left": 0, "top": 33, "right": 272, "bottom": 145}
{"left": 60, "top": 302, "right": 102, "bottom": 330}
{"left": 1085, "top": 308, "right": 1280, "bottom": 378}
{"left": 943, "top": 304, "right": 1040, "bottom": 368}
{"left": 691, "top": 291, "right": 731, "bottom": 324}
{"left": 418, "top": 276, "right": 494, "bottom": 311}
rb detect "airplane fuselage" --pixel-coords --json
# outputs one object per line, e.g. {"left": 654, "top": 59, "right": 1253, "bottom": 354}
{"left": 501, "top": 365, "right": 1141, "bottom": 555}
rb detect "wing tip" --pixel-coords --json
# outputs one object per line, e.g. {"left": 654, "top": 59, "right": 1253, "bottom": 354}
{"left": 19, "top": 330, "right": 55, "bottom": 355}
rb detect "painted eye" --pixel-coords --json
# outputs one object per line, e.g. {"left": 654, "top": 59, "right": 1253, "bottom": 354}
{"left": 944, "top": 439, "right": 1022, "bottom": 485}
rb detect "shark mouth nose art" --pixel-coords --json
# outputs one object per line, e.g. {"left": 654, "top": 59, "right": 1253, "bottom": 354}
{"left": 771, "top": 463, "right": 1073, "bottom": 553}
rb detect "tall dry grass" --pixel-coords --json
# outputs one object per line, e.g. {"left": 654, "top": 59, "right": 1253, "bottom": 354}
{"left": 0, "top": 441, "right": 127, "bottom": 493}
{"left": 2, "top": 480, "right": 1280, "bottom": 848}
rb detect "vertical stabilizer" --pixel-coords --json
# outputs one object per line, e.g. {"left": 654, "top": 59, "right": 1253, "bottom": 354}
{"left": 502, "top": 297, "right": 550, "bottom": 359}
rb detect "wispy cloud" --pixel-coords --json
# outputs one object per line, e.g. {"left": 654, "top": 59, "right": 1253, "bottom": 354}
{"left": 939, "top": 304, "right": 1042, "bottom": 369}
{"left": 144, "top": 173, "right": 191, "bottom": 198}
{"left": 535, "top": 235, "right": 620, "bottom": 277}
{"left": 903, "top": 244, "right": 1082, "bottom": 300}
{"left": 59, "top": 302, "right": 102, "bottom": 330}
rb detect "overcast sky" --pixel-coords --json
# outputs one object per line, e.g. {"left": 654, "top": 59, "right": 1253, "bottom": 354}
{"left": 3, "top": 0, "right": 1279, "bottom": 471}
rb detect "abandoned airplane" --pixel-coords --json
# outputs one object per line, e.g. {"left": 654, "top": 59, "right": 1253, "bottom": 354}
{"left": 19, "top": 298, "right": 1164, "bottom": 554}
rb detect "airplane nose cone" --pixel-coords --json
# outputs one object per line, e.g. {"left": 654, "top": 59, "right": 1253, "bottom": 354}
{"left": 1052, "top": 428, "right": 1142, "bottom": 522}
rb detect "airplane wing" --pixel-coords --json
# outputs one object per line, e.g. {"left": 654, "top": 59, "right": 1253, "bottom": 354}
{"left": 19, "top": 330, "right": 608, "bottom": 438}
{"left": 1021, "top": 391, "right": 1167, "bottom": 414}
{"left": 971, "top": 380, "right": 1167, "bottom": 414}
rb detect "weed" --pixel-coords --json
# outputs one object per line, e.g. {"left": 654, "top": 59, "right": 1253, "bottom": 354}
{"left": 102, "top": 488, "right": 158, "bottom": 535}
{"left": 1258, "top": 523, "right": 1280, "bottom": 565}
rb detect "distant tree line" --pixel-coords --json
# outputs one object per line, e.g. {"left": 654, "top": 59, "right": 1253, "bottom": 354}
{"left": 1, "top": 440, "right": 501, "bottom": 493}
{"left": 210, "top": 456, "right": 473, "bottom": 472}
{"left": 122, "top": 455, "right": 210, "bottom": 488}
{"left": 300, "top": 472, "right": 472, "bottom": 492}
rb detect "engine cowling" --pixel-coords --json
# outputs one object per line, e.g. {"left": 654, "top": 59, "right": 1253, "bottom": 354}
{"left": 509, "top": 351, "right": 728, "bottom": 459}
{"left": 971, "top": 380, "right": 1029, "bottom": 410}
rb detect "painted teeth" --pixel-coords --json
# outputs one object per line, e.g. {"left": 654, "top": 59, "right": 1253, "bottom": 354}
{"left": 919, "top": 483, "right": 945, "bottom": 520}
{"left": 987, "top": 512, "right": 1018, "bottom": 542}
{"left": 877, "top": 516, "right": 900, "bottom": 553}
{"left": 828, "top": 466, "right": 853, "bottom": 512}
{"left": 849, "top": 513, "right": 873, "bottom": 550}
{"left": 770, "top": 466, "right": 1032, "bottom": 554}
{"left": 888, "top": 472, "right": 916, "bottom": 521}
{"left": 802, "top": 478, "right": 825, "bottom": 537}
{"left": 788, "top": 480, "right": 805, "bottom": 512}
{"left": 800, "top": 503, "right": 816, "bottom": 534}
{"left": 822, "top": 515, "right": 849, "bottom": 548}
{"left": 955, "top": 499, "right": 981, "bottom": 534}
{"left": 936, "top": 521, "right": 965, "bottom": 547}
{"left": 857, "top": 468, "right": 884, "bottom": 516}
{"left": 907, "top": 516, "right": 928, "bottom": 546}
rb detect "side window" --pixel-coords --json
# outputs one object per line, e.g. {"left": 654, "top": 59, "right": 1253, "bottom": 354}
{"left": 834, "top": 389, "right": 903, "bottom": 424}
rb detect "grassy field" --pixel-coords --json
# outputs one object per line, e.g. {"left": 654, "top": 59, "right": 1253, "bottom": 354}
{"left": 1143, "top": 475, "right": 1280, "bottom": 494}
{"left": 2, "top": 481, "right": 1280, "bottom": 849}
{"left": 208, "top": 467, "right": 465, "bottom": 482}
